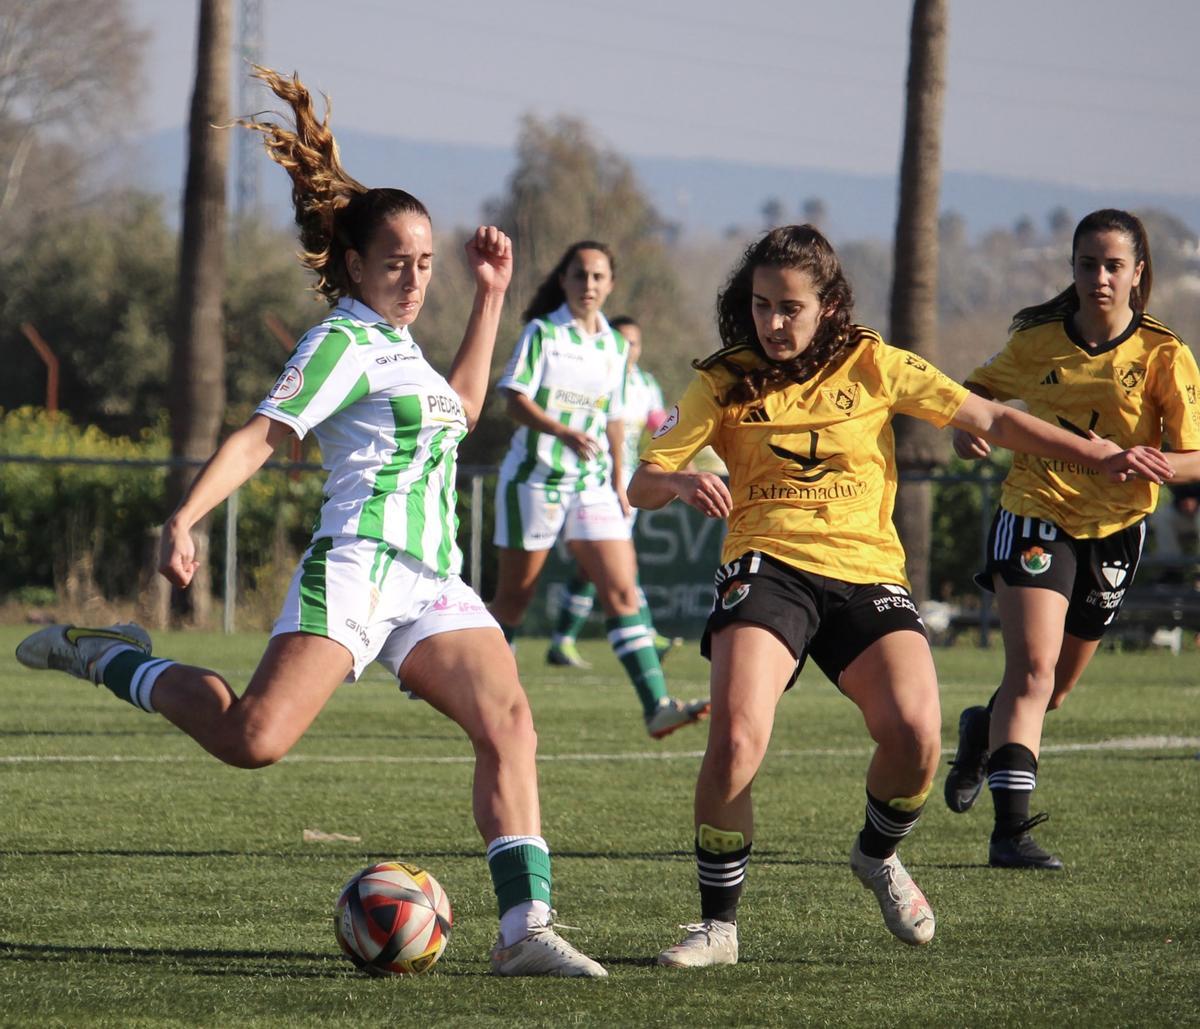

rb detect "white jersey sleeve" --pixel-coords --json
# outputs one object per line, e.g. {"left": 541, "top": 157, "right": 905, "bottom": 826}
{"left": 497, "top": 319, "right": 549, "bottom": 399}
{"left": 257, "top": 324, "right": 369, "bottom": 439}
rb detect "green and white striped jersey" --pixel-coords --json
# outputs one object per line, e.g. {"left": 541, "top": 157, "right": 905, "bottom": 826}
{"left": 619, "top": 364, "right": 665, "bottom": 487}
{"left": 256, "top": 298, "right": 467, "bottom": 577}
{"left": 497, "top": 303, "right": 628, "bottom": 491}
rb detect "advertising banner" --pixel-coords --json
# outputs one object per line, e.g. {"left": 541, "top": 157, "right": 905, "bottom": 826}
{"left": 527, "top": 503, "right": 726, "bottom": 638}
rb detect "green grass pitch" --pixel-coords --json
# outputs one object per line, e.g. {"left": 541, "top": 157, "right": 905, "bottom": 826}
{"left": 1, "top": 626, "right": 1197, "bottom": 1026}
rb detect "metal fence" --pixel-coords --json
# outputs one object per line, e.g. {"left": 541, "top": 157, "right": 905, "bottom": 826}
{"left": 1, "top": 452, "right": 1006, "bottom": 640}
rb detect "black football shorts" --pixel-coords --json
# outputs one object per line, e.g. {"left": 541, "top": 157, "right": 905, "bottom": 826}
{"left": 701, "top": 550, "right": 929, "bottom": 688}
{"left": 976, "top": 506, "right": 1147, "bottom": 641}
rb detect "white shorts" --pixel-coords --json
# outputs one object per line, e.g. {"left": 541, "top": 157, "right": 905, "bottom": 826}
{"left": 493, "top": 480, "right": 631, "bottom": 550}
{"left": 274, "top": 536, "right": 498, "bottom": 681}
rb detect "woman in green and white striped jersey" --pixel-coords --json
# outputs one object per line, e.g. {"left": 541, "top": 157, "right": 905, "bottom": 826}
{"left": 544, "top": 314, "right": 683, "bottom": 671}
{"left": 489, "top": 243, "right": 708, "bottom": 739}
{"left": 14, "top": 67, "right": 605, "bottom": 979}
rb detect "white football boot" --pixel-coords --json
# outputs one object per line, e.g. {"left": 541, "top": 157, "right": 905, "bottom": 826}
{"left": 15, "top": 623, "right": 152, "bottom": 683}
{"left": 645, "top": 697, "right": 711, "bottom": 740}
{"left": 849, "top": 838, "right": 935, "bottom": 945}
{"left": 657, "top": 919, "right": 738, "bottom": 968}
{"left": 489, "top": 913, "right": 607, "bottom": 978}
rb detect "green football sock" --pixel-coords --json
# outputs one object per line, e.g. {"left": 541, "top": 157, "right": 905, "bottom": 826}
{"left": 635, "top": 584, "right": 654, "bottom": 628}
{"left": 487, "top": 837, "right": 553, "bottom": 916}
{"left": 101, "top": 650, "right": 175, "bottom": 713}
{"left": 605, "top": 612, "right": 668, "bottom": 716}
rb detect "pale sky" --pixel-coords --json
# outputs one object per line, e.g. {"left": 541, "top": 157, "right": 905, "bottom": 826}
{"left": 132, "top": 0, "right": 1200, "bottom": 198}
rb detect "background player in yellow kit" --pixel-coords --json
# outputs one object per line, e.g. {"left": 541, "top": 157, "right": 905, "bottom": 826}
{"left": 628, "top": 224, "right": 1170, "bottom": 965}
{"left": 944, "top": 209, "right": 1200, "bottom": 869}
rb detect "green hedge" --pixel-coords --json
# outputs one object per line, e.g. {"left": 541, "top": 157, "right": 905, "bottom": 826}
{"left": 1, "top": 407, "right": 1007, "bottom": 610}
{"left": 0, "top": 407, "right": 168, "bottom": 598}
{"left": 930, "top": 456, "right": 1011, "bottom": 600}
{"left": 0, "top": 408, "right": 324, "bottom": 605}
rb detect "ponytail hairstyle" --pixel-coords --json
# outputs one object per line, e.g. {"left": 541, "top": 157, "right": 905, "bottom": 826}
{"left": 709, "top": 225, "right": 854, "bottom": 406}
{"left": 240, "top": 67, "right": 430, "bottom": 305}
{"left": 1009, "top": 208, "right": 1152, "bottom": 333}
{"left": 522, "top": 240, "right": 615, "bottom": 322}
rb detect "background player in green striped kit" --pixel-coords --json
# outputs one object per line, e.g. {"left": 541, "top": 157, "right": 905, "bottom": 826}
{"left": 488, "top": 243, "right": 709, "bottom": 739}
{"left": 15, "top": 67, "right": 605, "bottom": 978}
{"left": 545, "top": 314, "right": 683, "bottom": 670}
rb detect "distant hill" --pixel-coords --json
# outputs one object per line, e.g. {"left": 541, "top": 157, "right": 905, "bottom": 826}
{"left": 126, "top": 126, "right": 1200, "bottom": 243}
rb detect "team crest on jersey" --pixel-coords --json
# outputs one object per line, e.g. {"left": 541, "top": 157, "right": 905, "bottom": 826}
{"left": 268, "top": 365, "right": 303, "bottom": 402}
{"left": 821, "top": 383, "right": 860, "bottom": 413}
{"left": 1019, "top": 546, "right": 1052, "bottom": 575}
{"left": 904, "top": 355, "right": 928, "bottom": 372}
{"left": 652, "top": 405, "right": 679, "bottom": 438}
{"left": 1115, "top": 364, "right": 1146, "bottom": 391}
{"left": 1101, "top": 561, "right": 1129, "bottom": 589}
{"left": 721, "top": 582, "right": 750, "bottom": 610}
{"left": 1187, "top": 384, "right": 1197, "bottom": 405}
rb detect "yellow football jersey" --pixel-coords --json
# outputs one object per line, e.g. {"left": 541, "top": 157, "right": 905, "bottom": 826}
{"left": 640, "top": 327, "right": 969, "bottom": 587}
{"left": 967, "top": 311, "right": 1200, "bottom": 538}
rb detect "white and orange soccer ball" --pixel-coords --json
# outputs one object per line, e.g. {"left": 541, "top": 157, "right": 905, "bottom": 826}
{"left": 334, "top": 861, "right": 453, "bottom": 976}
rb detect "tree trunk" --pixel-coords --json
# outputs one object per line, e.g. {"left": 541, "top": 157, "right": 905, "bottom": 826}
{"left": 889, "top": 0, "right": 948, "bottom": 602}
{"left": 165, "top": 0, "right": 230, "bottom": 627}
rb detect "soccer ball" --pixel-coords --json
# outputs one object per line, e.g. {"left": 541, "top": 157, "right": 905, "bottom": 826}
{"left": 334, "top": 861, "right": 452, "bottom": 976}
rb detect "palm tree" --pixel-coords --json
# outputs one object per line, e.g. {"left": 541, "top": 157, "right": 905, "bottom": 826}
{"left": 162, "top": 0, "right": 231, "bottom": 626}
{"left": 889, "top": 0, "right": 948, "bottom": 602}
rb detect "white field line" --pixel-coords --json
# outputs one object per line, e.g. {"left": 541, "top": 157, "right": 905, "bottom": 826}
{"left": 1, "top": 735, "right": 1198, "bottom": 766}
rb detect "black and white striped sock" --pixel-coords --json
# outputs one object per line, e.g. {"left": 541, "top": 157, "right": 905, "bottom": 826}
{"left": 858, "top": 790, "right": 923, "bottom": 859}
{"left": 696, "top": 841, "right": 751, "bottom": 923}
{"left": 988, "top": 742, "right": 1037, "bottom": 835}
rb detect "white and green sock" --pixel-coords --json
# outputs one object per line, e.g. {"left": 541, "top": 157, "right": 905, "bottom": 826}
{"left": 487, "top": 834, "right": 553, "bottom": 945}
{"left": 605, "top": 613, "right": 669, "bottom": 716}
{"left": 551, "top": 576, "right": 596, "bottom": 647}
{"left": 97, "top": 648, "right": 175, "bottom": 713}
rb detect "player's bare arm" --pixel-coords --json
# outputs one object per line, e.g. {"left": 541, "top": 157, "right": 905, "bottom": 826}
{"left": 159, "top": 414, "right": 295, "bottom": 588}
{"left": 951, "top": 392, "right": 1173, "bottom": 484}
{"left": 628, "top": 461, "right": 732, "bottom": 517}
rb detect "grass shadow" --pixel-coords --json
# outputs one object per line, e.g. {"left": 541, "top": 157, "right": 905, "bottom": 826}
{"left": 0, "top": 939, "right": 495, "bottom": 979}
